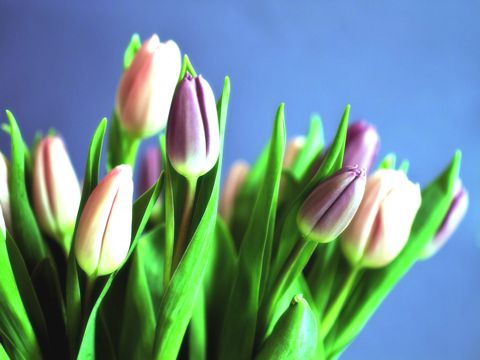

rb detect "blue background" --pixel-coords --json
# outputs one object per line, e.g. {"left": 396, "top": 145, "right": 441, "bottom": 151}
{"left": 1, "top": 1, "right": 479, "bottom": 358}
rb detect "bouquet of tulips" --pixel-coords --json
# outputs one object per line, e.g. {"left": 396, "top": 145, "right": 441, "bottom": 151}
{"left": 0, "top": 33, "right": 468, "bottom": 360}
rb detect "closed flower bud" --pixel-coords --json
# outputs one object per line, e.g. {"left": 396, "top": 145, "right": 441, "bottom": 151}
{"left": 0, "top": 153, "right": 11, "bottom": 230}
{"left": 341, "top": 169, "right": 421, "bottom": 268}
{"left": 0, "top": 206, "right": 5, "bottom": 238}
{"left": 74, "top": 165, "right": 133, "bottom": 277}
{"left": 297, "top": 166, "right": 366, "bottom": 243}
{"left": 116, "top": 34, "right": 181, "bottom": 138}
{"left": 166, "top": 73, "right": 220, "bottom": 179}
{"left": 283, "top": 136, "right": 305, "bottom": 169}
{"left": 343, "top": 121, "right": 380, "bottom": 173}
{"left": 219, "top": 161, "right": 250, "bottom": 224}
{"left": 139, "top": 147, "right": 161, "bottom": 194}
{"left": 419, "top": 180, "right": 468, "bottom": 259}
{"left": 32, "top": 136, "right": 81, "bottom": 250}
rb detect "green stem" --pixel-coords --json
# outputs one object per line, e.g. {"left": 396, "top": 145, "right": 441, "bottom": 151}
{"left": 82, "top": 275, "right": 96, "bottom": 330}
{"left": 172, "top": 177, "right": 197, "bottom": 269}
{"left": 257, "top": 239, "right": 316, "bottom": 343}
{"left": 319, "top": 266, "right": 360, "bottom": 338}
{"left": 124, "top": 137, "right": 141, "bottom": 168}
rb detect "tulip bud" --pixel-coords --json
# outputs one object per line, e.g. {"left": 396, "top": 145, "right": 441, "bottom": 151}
{"left": 419, "top": 180, "right": 468, "bottom": 259}
{"left": 297, "top": 166, "right": 366, "bottom": 243}
{"left": 341, "top": 169, "right": 421, "bottom": 268}
{"left": 166, "top": 73, "right": 220, "bottom": 179}
{"left": 139, "top": 147, "right": 162, "bottom": 194}
{"left": 283, "top": 136, "right": 305, "bottom": 169}
{"left": 343, "top": 121, "right": 380, "bottom": 173}
{"left": 32, "top": 136, "right": 81, "bottom": 250}
{"left": 0, "top": 153, "right": 11, "bottom": 230}
{"left": 219, "top": 161, "right": 250, "bottom": 224}
{"left": 0, "top": 206, "right": 5, "bottom": 238}
{"left": 74, "top": 165, "right": 133, "bottom": 277}
{"left": 116, "top": 34, "right": 181, "bottom": 138}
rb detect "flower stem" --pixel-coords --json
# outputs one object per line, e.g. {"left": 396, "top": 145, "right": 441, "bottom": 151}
{"left": 124, "top": 137, "right": 141, "bottom": 169}
{"left": 82, "top": 275, "right": 96, "bottom": 329}
{"left": 172, "top": 177, "right": 197, "bottom": 269}
{"left": 319, "top": 265, "right": 361, "bottom": 338}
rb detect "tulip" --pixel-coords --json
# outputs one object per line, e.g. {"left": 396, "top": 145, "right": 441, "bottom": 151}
{"left": 343, "top": 121, "right": 380, "bottom": 173}
{"left": 32, "top": 136, "right": 81, "bottom": 250}
{"left": 0, "top": 153, "right": 11, "bottom": 230}
{"left": 116, "top": 34, "right": 181, "bottom": 138}
{"left": 139, "top": 147, "right": 162, "bottom": 194}
{"left": 419, "top": 180, "right": 468, "bottom": 259}
{"left": 166, "top": 73, "right": 220, "bottom": 179}
{"left": 297, "top": 166, "right": 366, "bottom": 243}
{"left": 283, "top": 136, "right": 305, "bottom": 169}
{"left": 219, "top": 161, "right": 250, "bottom": 224}
{"left": 0, "top": 207, "right": 5, "bottom": 238}
{"left": 341, "top": 169, "right": 421, "bottom": 268}
{"left": 74, "top": 165, "right": 133, "bottom": 277}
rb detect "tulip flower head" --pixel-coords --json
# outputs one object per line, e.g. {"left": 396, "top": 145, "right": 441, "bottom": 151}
{"left": 166, "top": 73, "right": 220, "bottom": 179}
{"left": 0, "top": 153, "right": 11, "bottom": 230}
{"left": 74, "top": 165, "right": 133, "bottom": 277}
{"left": 116, "top": 34, "right": 181, "bottom": 138}
{"left": 219, "top": 161, "right": 250, "bottom": 224}
{"left": 139, "top": 147, "right": 162, "bottom": 194}
{"left": 341, "top": 169, "right": 421, "bottom": 268}
{"left": 283, "top": 136, "right": 306, "bottom": 169}
{"left": 343, "top": 121, "right": 380, "bottom": 173}
{"left": 420, "top": 180, "right": 468, "bottom": 259}
{"left": 32, "top": 136, "right": 81, "bottom": 250}
{"left": 297, "top": 166, "right": 366, "bottom": 243}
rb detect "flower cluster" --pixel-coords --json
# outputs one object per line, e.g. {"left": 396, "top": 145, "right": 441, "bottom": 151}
{"left": 0, "top": 33, "right": 467, "bottom": 360}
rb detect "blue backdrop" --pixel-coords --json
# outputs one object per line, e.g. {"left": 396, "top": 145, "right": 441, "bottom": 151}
{"left": 1, "top": 1, "right": 479, "bottom": 358}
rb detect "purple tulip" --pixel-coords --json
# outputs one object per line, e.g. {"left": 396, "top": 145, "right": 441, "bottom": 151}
{"left": 297, "top": 166, "right": 366, "bottom": 243}
{"left": 420, "top": 180, "right": 468, "bottom": 259}
{"left": 343, "top": 121, "right": 380, "bottom": 173}
{"left": 166, "top": 73, "right": 220, "bottom": 179}
{"left": 139, "top": 147, "right": 162, "bottom": 194}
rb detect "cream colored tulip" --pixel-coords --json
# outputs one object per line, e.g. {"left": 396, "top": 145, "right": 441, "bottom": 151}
{"left": 341, "top": 169, "right": 421, "bottom": 268}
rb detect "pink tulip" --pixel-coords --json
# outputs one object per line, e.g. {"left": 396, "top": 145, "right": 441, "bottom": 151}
{"left": 74, "top": 165, "right": 133, "bottom": 277}
{"left": 219, "top": 161, "right": 250, "bottom": 224}
{"left": 116, "top": 34, "right": 181, "bottom": 138}
{"left": 341, "top": 169, "right": 421, "bottom": 268}
{"left": 32, "top": 136, "right": 81, "bottom": 250}
{"left": 283, "top": 136, "right": 305, "bottom": 169}
{"left": 0, "top": 153, "right": 11, "bottom": 230}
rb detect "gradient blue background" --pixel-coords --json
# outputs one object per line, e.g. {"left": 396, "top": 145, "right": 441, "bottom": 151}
{"left": 1, "top": 1, "right": 479, "bottom": 358}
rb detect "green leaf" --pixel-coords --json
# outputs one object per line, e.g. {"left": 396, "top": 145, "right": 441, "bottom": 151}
{"left": 0, "top": 231, "right": 40, "bottom": 359}
{"left": 218, "top": 103, "right": 286, "bottom": 360}
{"left": 119, "top": 226, "right": 164, "bottom": 359}
{"left": 5, "top": 233, "right": 48, "bottom": 352}
{"left": 189, "top": 291, "right": 207, "bottom": 360}
{"left": 0, "top": 343, "right": 9, "bottom": 360}
{"left": 399, "top": 159, "right": 410, "bottom": 174}
{"left": 178, "top": 54, "right": 197, "bottom": 82}
{"left": 290, "top": 114, "right": 324, "bottom": 181}
{"left": 152, "top": 77, "right": 230, "bottom": 360}
{"left": 66, "top": 118, "right": 107, "bottom": 354}
{"left": 77, "top": 175, "right": 163, "bottom": 359}
{"left": 255, "top": 295, "right": 318, "bottom": 360}
{"left": 5, "top": 110, "right": 49, "bottom": 270}
{"left": 30, "top": 259, "right": 68, "bottom": 358}
{"left": 123, "top": 33, "right": 141, "bottom": 70}
{"left": 329, "top": 151, "right": 462, "bottom": 355}
{"left": 204, "top": 219, "right": 237, "bottom": 358}
{"left": 378, "top": 152, "right": 396, "bottom": 170}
